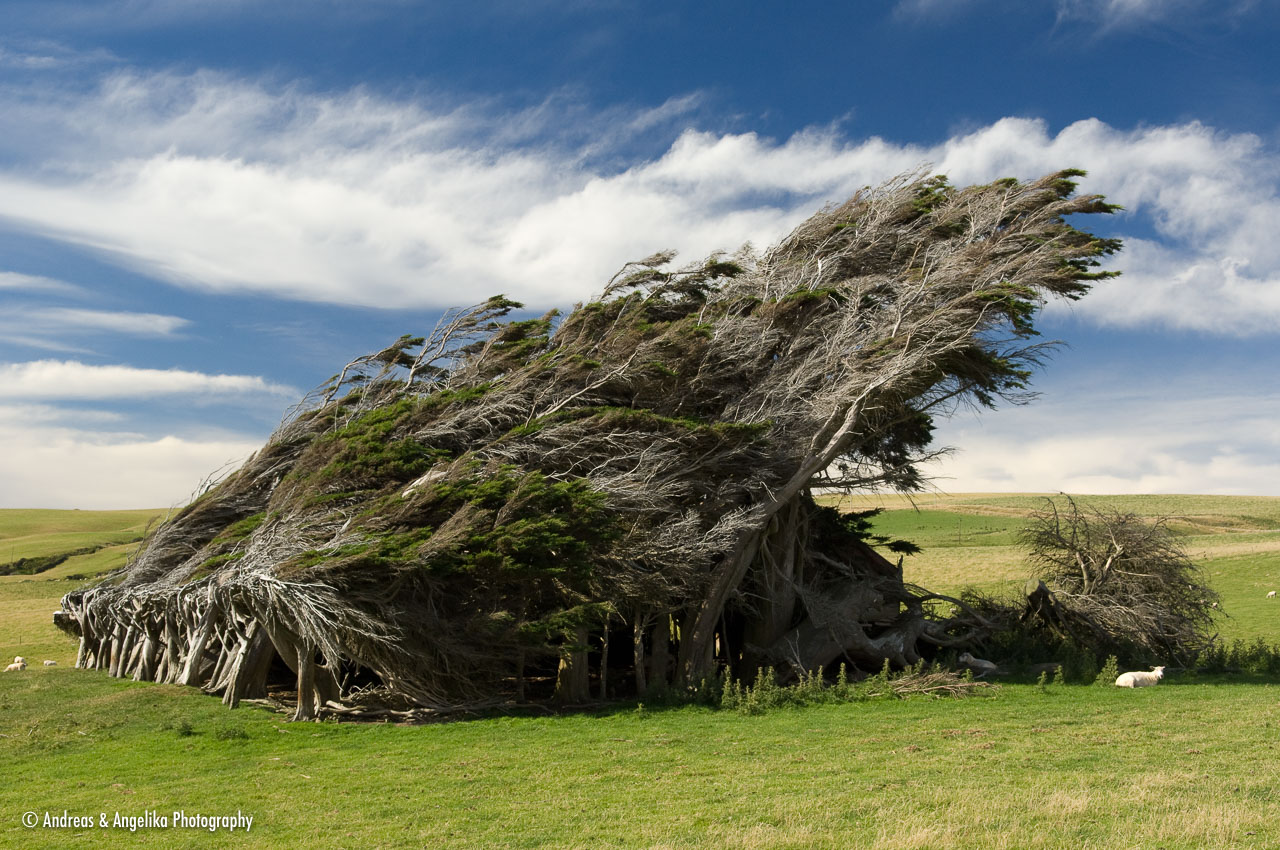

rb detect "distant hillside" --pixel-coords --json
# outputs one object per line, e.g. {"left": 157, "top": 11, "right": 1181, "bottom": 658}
{"left": 0, "top": 509, "right": 166, "bottom": 579}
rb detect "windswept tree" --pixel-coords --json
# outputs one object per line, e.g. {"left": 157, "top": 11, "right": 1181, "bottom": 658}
{"left": 56, "top": 169, "right": 1121, "bottom": 718}
{"left": 1020, "top": 496, "right": 1219, "bottom": 664}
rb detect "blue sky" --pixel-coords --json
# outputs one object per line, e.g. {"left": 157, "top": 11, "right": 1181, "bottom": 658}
{"left": 1, "top": 0, "right": 1278, "bottom": 508}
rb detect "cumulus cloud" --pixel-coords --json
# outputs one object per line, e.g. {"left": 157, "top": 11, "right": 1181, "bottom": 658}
{"left": 0, "top": 72, "right": 1277, "bottom": 333}
{"left": 928, "top": 383, "right": 1280, "bottom": 496}
{"left": 0, "top": 360, "right": 297, "bottom": 399}
{"left": 0, "top": 416, "right": 261, "bottom": 509}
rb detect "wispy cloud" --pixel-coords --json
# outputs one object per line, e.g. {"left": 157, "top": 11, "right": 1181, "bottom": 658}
{"left": 0, "top": 304, "right": 192, "bottom": 351}
{"left": 0, "top": 270, "right": 82, "bottom": 294}
{"left": 892, "top": 0, "right": 982, "bottom": 21}
{"left": 0, "top": 40, "right": 118, "bottom": 70}
{"left": 0, "top": 72, "right": 1278, "bottom": 335}
{"left": 1053, "top": 0, "right": 1260, "bottom": 28}
{"left": 3, "top": 0, "right": 420, "bottom": 33}
{"left": 0, "top": 360, "right": 297, "bottom": 399}
{"left": 18, "top": 308, "right": 190, "bottom": 336}
{"left": 894, "top": 0, "right": 1260, "bottom": 29}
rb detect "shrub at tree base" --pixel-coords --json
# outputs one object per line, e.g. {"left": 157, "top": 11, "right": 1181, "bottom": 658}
{"left": 54, "top": 170, "right": 1120, "bottom": 719}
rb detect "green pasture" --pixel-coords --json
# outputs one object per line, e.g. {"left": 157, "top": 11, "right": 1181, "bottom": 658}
{"left": 3, "top": 501, "right": 1280, "bottom": 848}
{"left": 0, "top": 508, "right": 164, "bottom": 576}
{"left": 4, "top": 664, "right": 1280, "bottom": 848}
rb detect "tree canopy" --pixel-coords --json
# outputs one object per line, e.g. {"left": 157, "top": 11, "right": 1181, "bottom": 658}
{"left": 56, "top": 169, "right": 1121, "bottom": 718}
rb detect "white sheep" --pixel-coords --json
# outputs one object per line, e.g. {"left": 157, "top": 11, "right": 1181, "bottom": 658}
{"left": 1268, "top": 591, "right": 1276, "bottom": 599}
{"left": 1115, "top": 666, "right": 1165, "bottom": 688}
{"left": 43, "top": 660, "right": 57, "bottom": 666}
{"left": 13, "top": 656, "right": 24, "bottom": 664}
{"left": 958, "top": 652, "right": 999, "bottom": 678}
{"left": 4, "top": 660, "right": 26, "bottom": 672}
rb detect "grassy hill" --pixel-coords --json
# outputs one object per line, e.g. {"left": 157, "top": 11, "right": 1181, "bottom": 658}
{"left": 4, "top": 498, "right": 1280, "bottom": 848}
{"left": 0, "top": 509, "right": 165, "bottom": 665}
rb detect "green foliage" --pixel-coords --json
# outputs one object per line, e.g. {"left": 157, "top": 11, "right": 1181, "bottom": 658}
{"left": 417, "top": 467, "right": 621, "bottom": 579}
{"left": 1200, "top": 638, "right": 1280, "bottom": 675}
{"left": 307, "top": 397, "right": 444, "bottom": 488}
{"left": 213, "top": 726, "right": 249, "bottom": 741}
{"left": 518, "top": 602, "right": 613, "bottom": 643}
{"left": 1094, "top": 655, "right": 1120, "bottom": 687}
{"left": 717, "top": 661, "right": 988, "bottom": 715}
{"left": 218, "top": 512, "right": 266, "bottom": 541}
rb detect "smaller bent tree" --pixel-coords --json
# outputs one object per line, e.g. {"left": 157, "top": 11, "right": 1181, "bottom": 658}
{"left": 1020, "top": 496, "right": 1220, "bottom": 665}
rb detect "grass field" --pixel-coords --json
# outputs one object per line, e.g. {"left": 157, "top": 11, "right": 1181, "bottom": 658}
{"left": 0, "top": 509, "right": 164, "bottom": 566}
{"left": 0, "top": 509, "right": 166, "bottom": 668}
{"left": 3, "top": 500, "right": 1280, "bottom": 848}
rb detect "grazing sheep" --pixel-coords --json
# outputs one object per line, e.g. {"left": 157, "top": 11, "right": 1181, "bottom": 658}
{"left": 4, "top": 660, "right": 26, "bottom": 672}
{"left": 959, "top": 652, "right": 999, "bottom": 678}
{"left": 1115, "top": 666, "right": 1165, "bottom": 688}
{"left": 1268, "top": 591, "right": 1276, "bottom": 599}
{"left": 42, "top": 660, "right": 57, "bottom": 666}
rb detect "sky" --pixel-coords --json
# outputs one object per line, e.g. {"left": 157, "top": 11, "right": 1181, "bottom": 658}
{"left": 1, "top": 0, "right": 1278, "bottom": 509}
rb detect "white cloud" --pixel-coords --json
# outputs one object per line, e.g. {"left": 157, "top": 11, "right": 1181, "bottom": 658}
{"left": 0, "top": 73, "right": 1277, "bottom": 334}
{"left": 1053, "top": 0, "right": 1259, "bottom": 27}
{"left": 1, "top": 0, "right": 405, "bottom": 31}
{"left": 894, "top": 0, "right": 1260, "bottom": 29}
{"left": 0, "top": 416, "right": 261, "bottom": 509}
{"left": 4, "top": 308, "right": 190, "bottom": 337}
{"left": 0, "top": 402, "right": 125, "bottom": 425}
{"left": 0, "top": 270, "right": 82, "bottom": 294}
{"left": 892, "top": 0, "right": 982, "bottom": 20}
{"left": 0, "top": 40, "right": 117, "bottom": 70}
{"left": 929, "top": 383, "right": 1280, "bottom": 496}
{"left": 0, "top": 360, "right": 297, "bottom": 400}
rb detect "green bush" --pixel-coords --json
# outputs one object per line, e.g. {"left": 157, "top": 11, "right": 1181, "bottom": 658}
{"left": 1200, "top": 638, "right": 1280, "bottom": 675}
{"left": 1093, "top": 655, "right": 1120, "bottom": 687}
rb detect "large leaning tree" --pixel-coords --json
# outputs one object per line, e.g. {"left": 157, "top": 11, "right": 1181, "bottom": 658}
{"left": 56, "top": 169, "right": 1120, "bottom": 719}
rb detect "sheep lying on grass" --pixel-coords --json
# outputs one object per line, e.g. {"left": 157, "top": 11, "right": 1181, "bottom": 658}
{"left": 959, "top": 652, "right": 999, "bottom": 678}
{"left": 43, "top": 660, "right": 57, "bottom": 666}
{"left": 4, "top": 656, "right": 26, "bottom": 672}
{"left": 1115, "top": 666, "right": 1165, "bottom": 688}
